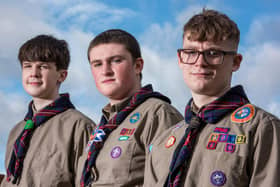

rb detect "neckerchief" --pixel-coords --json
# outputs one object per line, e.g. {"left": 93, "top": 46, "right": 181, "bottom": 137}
{"left": 81, "top": 84, "right": 171, "bottom": 187}
{"left": 6, "top": 93, "right": 75, "bottom": 184}
{"left": 165, "top": 85, "right": 249, "bottom": 187}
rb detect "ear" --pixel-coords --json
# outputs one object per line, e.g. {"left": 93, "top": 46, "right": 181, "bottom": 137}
{"left": 57, "top": 70, "right": 68, "bottom": 83}
{"left": 232, "top": 54, "right": 242, "bottom": 72}
{"left": 134, "top": 58, "right": 144, "bottom": 75}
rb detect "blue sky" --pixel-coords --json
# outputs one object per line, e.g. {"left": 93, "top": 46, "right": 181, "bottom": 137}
{"left": 1, "top": 0, "right": 280, "bottom": 174}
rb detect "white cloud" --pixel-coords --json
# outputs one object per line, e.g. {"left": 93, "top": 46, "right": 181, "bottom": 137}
{"left": 142, "top": 46, "right": 190, "bottom": 113}
{"left": 0, "top": 91, "right": 29, "bottom": 147}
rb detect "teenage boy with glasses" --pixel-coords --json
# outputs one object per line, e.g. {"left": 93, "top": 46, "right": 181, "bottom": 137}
{"left": 144, "top": 9, "right": 280, "bottom": 187}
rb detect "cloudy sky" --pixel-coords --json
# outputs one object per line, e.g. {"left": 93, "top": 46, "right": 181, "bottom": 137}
{"left": 1, "top": 0, "right": 280, "bottom": 173}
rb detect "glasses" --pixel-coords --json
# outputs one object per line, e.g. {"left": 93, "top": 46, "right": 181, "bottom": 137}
{"left": 177, "top": 49, "right": 237, "bottom": 65}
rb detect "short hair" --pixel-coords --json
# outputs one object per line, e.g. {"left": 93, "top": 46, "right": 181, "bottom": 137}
{"left": 183, "top": 9, "right": 240, "bottom": 45}
{"left": 18, "top": 34, "right": 70, "bottom": 70}
{"left": 87, "top": 29, "right": 142, "bottom": 61}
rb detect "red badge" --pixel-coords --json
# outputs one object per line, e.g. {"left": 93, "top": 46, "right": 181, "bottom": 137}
{"left": 165, "top": 136, "right": 176, "bottom": 148}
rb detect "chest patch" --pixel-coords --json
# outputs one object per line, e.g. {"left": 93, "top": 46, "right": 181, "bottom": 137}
{"left": 165, "top": 136, "right": 176, "bottom": 148}
{"left": 206, "top": 127, "right": 246, "bottom": 153}
{"left": 111, "top": 146, "right": 122, "bottom": 159}
{"left": 129, "top": 112, "right": 140, "bottom": 124}
{"left": 231, "top": 104, "right": 255, "bottom": 123}
{"left": 210, "top": 170, "right": 227, "bottom": 186}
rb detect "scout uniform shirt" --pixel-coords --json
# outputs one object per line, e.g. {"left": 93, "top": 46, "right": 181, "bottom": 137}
{"left": 76, "top": 97, "right": 183, "bottom": 187}
{"left": 1, "top": 108, "right": 95, "bottom": 187}
{"left": 144, "top": 104, "right": 280, "bottom": 187}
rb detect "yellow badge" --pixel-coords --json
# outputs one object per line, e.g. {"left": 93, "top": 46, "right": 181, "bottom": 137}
{"left": 236, "top": 135, "right": 246, "bottom": 144}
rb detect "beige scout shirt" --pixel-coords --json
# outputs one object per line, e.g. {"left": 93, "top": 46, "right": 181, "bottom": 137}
{"left": 144, "top": 104, "right": 280, "bottom": 187}
{"left": 76, "top": 97, "right": 183, "bottom": 187}
{"left": 1, "top": 109, "right": 95, "bottom": 187}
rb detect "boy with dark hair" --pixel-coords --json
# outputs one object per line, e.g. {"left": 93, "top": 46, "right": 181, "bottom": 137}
{"left": 144, "top": 9, "right": 280, "bottom": 187}
{"left": 77, "top": 29, "right": 183, "bottom": 187}
{"left": 1, "top": 34, "right": 95, "bottom": 187}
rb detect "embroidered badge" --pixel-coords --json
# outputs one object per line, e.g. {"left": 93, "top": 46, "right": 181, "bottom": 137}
{"left": 225, "top": 143, "right": 236, "bottom": 153}
{"left": 111, "top": 146, "right": 122, "bottom": 159}
{"left": 218, "top": 134, "right": 228, "bottom": 142}
{"left": 120, "top": 128, "right": 135, "bottom": 136}
{"left": 165, "top": 136, "right": 176, "bottom": 148}
{"left": 231, "top": 104, "right": 255, "bottom": 123}
{"left": 227, "top": 135, "right": 236, "bottom": 144}
{"left": 236, "top": 135, "right": 246, "bottom": 144}
{"left": 148, "top": 144, "right": 153, "bottom": 152}
{"left": 207, "top": 141, "right": 217, "bottom": 150}
{"left": 24, "top": 120, "right": 34, "bottom": 130}
{"left": 118, "top": 136, "right": 130, "bottom": 141}
{"left": 210, "top": 170, "right": 227, "bottom": 186}
{"left": 209, "top": 133, "right": 220, "bottom": 142}
{"left": 92, "top": 129, "right": 106, "bottom": 142}
{"left": 129, "top": 112, "right": 140, "bottom": 123}
{"left": 214, "top": 127, "right": 230, "bottom": 134}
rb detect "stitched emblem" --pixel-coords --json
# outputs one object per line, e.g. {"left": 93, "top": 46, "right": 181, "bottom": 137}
{"left": 24, "top": 120, "right": 34, "bottom": 130}
{"left": 148, "top": 144, "right": 153, "bottom": 152}
{"left": 227, "top": 135, "right": 236, "bottom": 144}
{"left": 165, "top": 136, "right": 176, "bottom": 148}
{"left": 209, "top": 133, "right": 220, "bottom": 142}
{"left": 231, "top": 104, "right": 255, "bottom": 123}
{"left": 111, "top": 146, "right": 122, "bottom": 159}
{"left": 225, "top": 143, "right": 236, "bottom": 153}
{"left": 129, "top": 112, "right": 140, "bottom": 123}
{"left": 92, "top": 129, "right": 106, "bottom": 142}
{"left": 120, "top": 128, "right": 135, "bottom": 136}
{"left": 207, "top": 141, "right": 217, "bottom": 150}
{"left": 210, "top": 170, "right": 227, "bottom": 186}
{"left": 236, "top": 135, "right": 246, "bottom": 144}
{"left": 118, "top": 136, "right": 130, "bottom": 141}
{"left": 214, "top": 127, "right": 230, "bottom": 134}
{"left": 218, "top": 134, "right": 228, "bottom": 142}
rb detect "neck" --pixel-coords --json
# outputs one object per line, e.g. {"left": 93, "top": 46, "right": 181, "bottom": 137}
{"left": 191, "top": 87, "right": 231, "bottom": 109}
{"left": 109, "top": 83, "right": 141, "bottom": 106}
{"left": 33, "top": 94, "right": 60, "bottom": 111}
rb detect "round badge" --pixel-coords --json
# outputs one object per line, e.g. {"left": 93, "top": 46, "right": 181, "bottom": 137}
{"left": 165, "top": 136, "right": 176, "bottom": 148}
{"left": 111, "top": 146, "right": 122, "bottom": 159}
{"left": 210, "top": 170, "right": 226, "bottom": 186}
{"left": 24, "top": 120, "right": 34, "bottom": 130}
{"left": 129, "top": 112, "right": 140, "bottom": 123}
{"left": 231, "top": 104, "right": 255, "bottom": 123}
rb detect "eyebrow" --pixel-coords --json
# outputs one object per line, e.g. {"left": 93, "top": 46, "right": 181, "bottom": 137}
{"left": 90, "top": 55, "right": 124, "bottom": 64}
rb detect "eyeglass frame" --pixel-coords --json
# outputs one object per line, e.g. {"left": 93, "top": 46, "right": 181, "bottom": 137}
{"left": 177, "top": 48, "right": 237, "bottom": 65}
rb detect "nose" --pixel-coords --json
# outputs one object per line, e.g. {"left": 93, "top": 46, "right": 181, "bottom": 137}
{"left": 30, "top": 65, "right": 40, "bottom": 77}
{"left": 195, "top": 52, "right": 208, "bottom": 66}
{"left": 102, "top": 62, "right": 113, "bottom": 75}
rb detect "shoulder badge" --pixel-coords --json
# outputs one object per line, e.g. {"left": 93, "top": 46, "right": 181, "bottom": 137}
{"left": 231, "top": 104, "right": 255, "bottom": 123}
